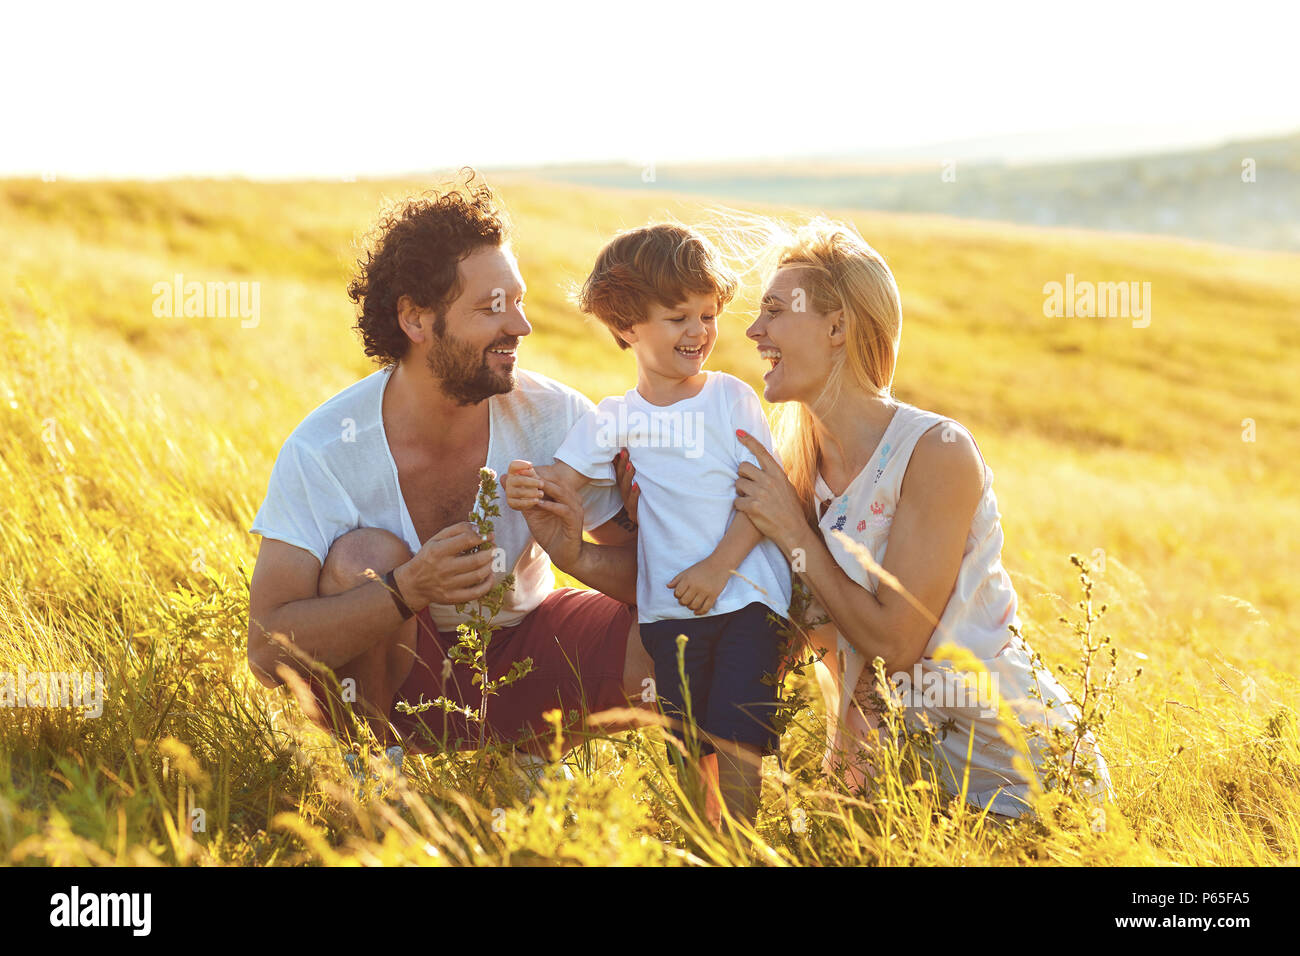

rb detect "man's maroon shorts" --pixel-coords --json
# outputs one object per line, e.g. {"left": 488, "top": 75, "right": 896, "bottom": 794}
{"left": 388, "top": 588, "right": 634, "bottom": 753}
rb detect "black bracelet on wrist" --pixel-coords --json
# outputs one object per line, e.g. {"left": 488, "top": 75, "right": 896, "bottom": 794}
{"left": 384, "top": 568, "right": 414, "bottom": 620}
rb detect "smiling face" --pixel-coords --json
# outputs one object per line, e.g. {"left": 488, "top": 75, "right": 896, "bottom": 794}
{"left": 618, "top": 291, "right": 720, "bottom": 388}
{"left": 417, "top": 245, "right": 532, "bottom": 405}
{"left": 747, "top": 265, "right": 841, "bottom": 403}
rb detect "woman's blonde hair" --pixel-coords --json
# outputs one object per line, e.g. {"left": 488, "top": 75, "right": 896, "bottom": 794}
{"left": 766, "top": 218, "right": 904, "bottom": 527}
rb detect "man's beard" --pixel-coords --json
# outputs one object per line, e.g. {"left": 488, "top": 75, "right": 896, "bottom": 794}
{"left": 426, "top": 325, "right": 517, "bottom": 406}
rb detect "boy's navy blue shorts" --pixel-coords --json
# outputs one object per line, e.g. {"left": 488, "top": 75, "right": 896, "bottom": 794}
{"left": 639, "top": 601, "right": 788, "bottom": 756}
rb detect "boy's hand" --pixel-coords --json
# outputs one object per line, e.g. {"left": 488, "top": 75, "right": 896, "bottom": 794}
{"left": 667, "top": 557, "right": 728, "bottom": 616}
{"left": 504, "top": 459, "right": 545, "bottom": 511}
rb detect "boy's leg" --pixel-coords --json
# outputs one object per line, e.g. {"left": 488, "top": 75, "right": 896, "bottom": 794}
{"left": 640, "top": 618, "right": 718, "bottom": 814}
{"left": 702, "top": 602, "right": 786, "bottom": 826}
{"left": 699, "top": 754, "right": 723, "bottom": 829}
{"left": 710, "top": 738, "right": 763, "bottom": 824}
{"left": 641, "top": 620, "right": 717, "bottom": 755}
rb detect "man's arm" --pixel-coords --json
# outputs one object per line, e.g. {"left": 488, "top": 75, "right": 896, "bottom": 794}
{"left": 247, "top": 538, "right": 411, "bottom": 686}
{"left": 247, "top": 522, "right": 496, "bottom": 687}
{"left": 588, "top": 505, "right": 637, "bottom": 546}
{"left": 581, "top": 448, "right": 639, "bottom": 546}
{"left": 565, "top": 448, "right": 641, "bottom": 596}
{"left": 565, "top": 535, "right": 638, "bottom": 605}
{"left": 516, "top": 470, "right": 639, "bottom": 604}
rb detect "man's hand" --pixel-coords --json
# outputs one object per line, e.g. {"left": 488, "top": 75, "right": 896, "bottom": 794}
{"left": 667, "top": 557, "right": 729, "bottom": 616}
{"left": 517, "top": 472, "right": 586, "bottom": 573}
{"left": 400, "top": 521, "right": 497, "bottom": 607}
{"left": 504, "top": 459, "right": 545, "bottom": 511}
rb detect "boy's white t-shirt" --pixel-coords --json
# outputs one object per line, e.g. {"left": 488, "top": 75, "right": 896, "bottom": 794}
{"left": 554, "top": 371, "right": 793, "bottom": 625}
{"left": 249, "top": 365, "right": 624, "bottom": 632}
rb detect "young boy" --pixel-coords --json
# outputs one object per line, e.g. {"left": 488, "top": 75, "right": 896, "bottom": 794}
{"left": 503, "top": 224, "right": 793, "bottom": 824}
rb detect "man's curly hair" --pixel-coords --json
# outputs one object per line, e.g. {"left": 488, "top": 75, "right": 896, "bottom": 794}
{"left": 348, "top": 169, "right": 511, "bottom": 365}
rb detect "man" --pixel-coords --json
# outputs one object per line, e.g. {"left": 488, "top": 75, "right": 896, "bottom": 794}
{"left": 246, "top": 173, "right": 649, "bottom": 757}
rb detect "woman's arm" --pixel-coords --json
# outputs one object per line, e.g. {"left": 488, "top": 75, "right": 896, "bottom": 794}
{"left": 734, "top": 428, "right": 984, "bottom": 674}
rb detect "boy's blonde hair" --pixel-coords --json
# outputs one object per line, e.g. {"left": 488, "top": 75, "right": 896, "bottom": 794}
{"left": 578, "top": 223, "right": 739, "bottom": 349}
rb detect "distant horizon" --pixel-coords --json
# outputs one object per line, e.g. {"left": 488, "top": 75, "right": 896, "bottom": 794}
{"left": 500, "top": 124, "right": 1300, "bottom": 172}
{"left": 9, "top": 123, "right": 1298, "bottom": 184}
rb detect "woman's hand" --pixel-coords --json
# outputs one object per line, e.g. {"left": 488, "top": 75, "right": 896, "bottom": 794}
{"left": 733, "top": 431, "right": 811, "bottom": 556}
{"left": 613, "top": 448, "right": 639, "bottom": 526}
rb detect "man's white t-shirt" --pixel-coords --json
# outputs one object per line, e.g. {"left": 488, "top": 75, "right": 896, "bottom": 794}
{"left": 250, "top": 365, "right": 623, "bottom": 632}
{"left": 554, "top": 371, "right": 792, "bottom": 625}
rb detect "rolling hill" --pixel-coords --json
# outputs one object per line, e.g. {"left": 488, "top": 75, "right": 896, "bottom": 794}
{"left": 522, "top": 130, "right": 1300, "bottom": 251}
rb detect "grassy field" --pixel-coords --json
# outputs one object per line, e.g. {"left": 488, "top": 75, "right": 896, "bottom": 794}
{"left": 0, "top": 172, "right": 1297, "bottom": 865}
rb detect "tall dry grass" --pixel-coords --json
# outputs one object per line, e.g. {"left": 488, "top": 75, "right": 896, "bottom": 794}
{"left": 0, "top": 174, "right": 1296, "bottom": 864}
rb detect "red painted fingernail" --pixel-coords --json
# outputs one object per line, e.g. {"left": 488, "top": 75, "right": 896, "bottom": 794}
{"left": 736, "top": 429, "right": 747, "bottom": 438}
{"left": 631, "top": 481, "right": 638, "bottom": 490}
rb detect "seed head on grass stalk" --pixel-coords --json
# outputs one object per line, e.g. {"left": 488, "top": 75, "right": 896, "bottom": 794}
{"left": 1017, "top": 554, "right": 1140, "bottom": 837}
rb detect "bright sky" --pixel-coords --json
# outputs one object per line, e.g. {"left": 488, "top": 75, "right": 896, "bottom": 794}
{"left": 4, "top": 0, "right": 1296, "bottom": 179}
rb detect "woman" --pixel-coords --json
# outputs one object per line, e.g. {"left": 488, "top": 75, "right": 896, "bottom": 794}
{"left": 725, "top": 218, "right": 1112, "bottom": 820}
